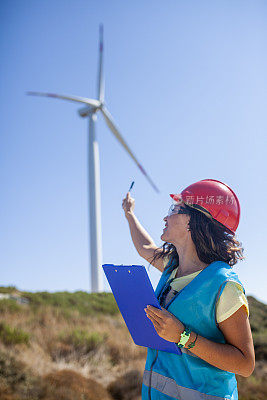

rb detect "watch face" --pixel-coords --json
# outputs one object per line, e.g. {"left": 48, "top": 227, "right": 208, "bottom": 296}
{"left": 177, "top": 327, "right": 191, "bottom": 347}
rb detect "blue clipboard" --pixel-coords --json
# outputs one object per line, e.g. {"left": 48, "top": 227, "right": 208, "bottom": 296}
{"left": 102, "top": 264, "right": 181, "bottom": 355}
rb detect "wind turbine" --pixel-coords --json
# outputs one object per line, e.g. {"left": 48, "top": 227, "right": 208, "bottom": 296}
{"left": 27, "top": 24, "right": 159, "bottom": 293}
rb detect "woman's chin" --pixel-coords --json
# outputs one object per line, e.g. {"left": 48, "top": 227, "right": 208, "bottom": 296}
{"left": 161, "top": 231, "right": 167, "bottom": 240}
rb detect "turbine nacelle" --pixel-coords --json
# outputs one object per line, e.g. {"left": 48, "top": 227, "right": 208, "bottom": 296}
{"left": 26, "top": 26, "right": 159, "bottom": 193}
{"left": 78, "top": 105, "right": 95, "bottom": 117}
{"left": 78, "top": 101, "right": 104, "bottom": 117}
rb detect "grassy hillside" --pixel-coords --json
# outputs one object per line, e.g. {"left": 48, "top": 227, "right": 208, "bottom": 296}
{"left": 0, "top": 287, "right": 266, "bottom": 400}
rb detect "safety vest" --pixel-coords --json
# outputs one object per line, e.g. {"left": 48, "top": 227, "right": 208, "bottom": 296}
{"left": 142, "top": 259, "right": 246, "bottom": 400}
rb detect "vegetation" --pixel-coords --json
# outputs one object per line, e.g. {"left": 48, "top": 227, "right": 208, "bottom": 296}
{"left": 0, "top": 286, "right": 266, "bottom": 400}
{"left": 0, "top": 298, "right": 22, "bottom": 314}
{"left": 247, "top": 295, "right": 267, "bottom": 361}
{"left": 0, "top": 286, "right": 18, "bottom": 294}
{"left": 0, "top": 322, "right": 30, "bottom": 346}
{"left": 59, "top": 329, "right": 108, "bottom": 352}
{"left": 21, "top": 289, "right": 120, "bottom": 316}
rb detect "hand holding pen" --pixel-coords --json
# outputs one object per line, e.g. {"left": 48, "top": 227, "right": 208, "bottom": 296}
{"left": 122, "top": 181, "right": 135, "bottom": 216}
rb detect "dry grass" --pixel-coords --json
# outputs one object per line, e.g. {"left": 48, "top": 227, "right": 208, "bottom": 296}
{"left": 107, "top": 369, "right": 142, "bottom": 400}
{"left": 0, "top": 291, "right": 266, "bottom": 400}
{"left": 39, "top": 369, "right": 113, "bottom": 400}
{"left": 237, "top": 370, "right": 267, "bottom": 400}
{"left": 0, "top": 303, "right": 146, "bottom": 390}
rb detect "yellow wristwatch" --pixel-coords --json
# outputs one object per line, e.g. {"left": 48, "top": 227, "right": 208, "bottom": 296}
{"left": 176, "top": 326, "right": 191, "bottom": 348}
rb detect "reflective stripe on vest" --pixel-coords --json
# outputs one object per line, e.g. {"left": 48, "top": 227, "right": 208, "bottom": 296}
{"left": 143, "top": 370, "right": 228, "bottom": 400}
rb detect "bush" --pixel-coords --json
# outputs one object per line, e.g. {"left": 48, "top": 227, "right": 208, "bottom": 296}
{"left": 248, "top": 296, "right": 267, "bottom": 333}
{"left": 22, "top": 290, "right": 119, "bottom": 316}
{"left": 59, "top": 329, "right": 108, "bottom": 353}
{"left": 107, "top": 370, "right": 142, "bottom": 400}
{"left": 40, "top": 369, "right": 113, "bottom": 400}
{"left": 0, "top": 299, "right": 22, "bottom": 314}
{"left": 0, "top": 286, "right": 18, "bottom": 294}
{"left": 237, "top": 374, "right": 267, "bottom": 400}
{"left": 0, "top": 323, "right": 30, "bottom": 346}
{"left": 0, "top": 350, "right": 40, "bottom": 398}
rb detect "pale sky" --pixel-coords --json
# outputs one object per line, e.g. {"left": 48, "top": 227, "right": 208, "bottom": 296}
{"left": 1, "top": 0, "right": 266, "bottom": 303}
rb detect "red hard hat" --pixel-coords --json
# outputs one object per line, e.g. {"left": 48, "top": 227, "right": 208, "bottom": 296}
{"left": 170, "top": 179, "right": 240, "bottom": 233}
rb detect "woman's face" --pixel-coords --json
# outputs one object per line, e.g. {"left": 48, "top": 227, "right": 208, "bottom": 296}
{"left": 161, "top": 203, "right": 190, "bottom": 243}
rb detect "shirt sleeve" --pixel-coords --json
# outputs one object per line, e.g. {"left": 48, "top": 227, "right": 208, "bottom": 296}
{"left": 216, "top": 281, "right": 249, "bottom": 324}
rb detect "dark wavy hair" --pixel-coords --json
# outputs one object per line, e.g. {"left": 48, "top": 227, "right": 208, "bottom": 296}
{"left": 150, "top": 203, "right": 244, "bottom": 273}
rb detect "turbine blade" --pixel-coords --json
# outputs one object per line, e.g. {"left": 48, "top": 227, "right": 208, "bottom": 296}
{"left": 97, "top": 24, "right": 104, "bottom": 103}
{"left": 101, "top": 107, "right": 160, "bottom": 193}
{"left": 26, "top": 91, "right": 100, "bottom": 108}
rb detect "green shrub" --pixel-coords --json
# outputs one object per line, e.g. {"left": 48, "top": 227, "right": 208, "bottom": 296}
{"left": 0, "top": 299, "right": 22, "bottom": 313}
{"left": 0, "top": 350, "right": 41, "bottom": 397}
{"left": 248, "top": 296, "right": 267, "bottom": 332}
{"left": 0, "top": 322, "right": 30, "bottom": 346}
{"left": 0, "top": 286, "right": 18, "bottom": 294}
{"left": 22, "top": 290, "right": 119, "bottom": 316}
{"left": 59, "top": 329, "right": 108, "bottom": 352}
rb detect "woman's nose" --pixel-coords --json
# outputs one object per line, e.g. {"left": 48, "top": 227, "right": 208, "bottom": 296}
{"left": 163, "top": 216, "right": 168, "bottom": 222}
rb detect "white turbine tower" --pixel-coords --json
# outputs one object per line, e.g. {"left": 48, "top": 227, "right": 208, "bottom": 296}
{"left": 27, "top": 24, "right": 159, "bottom": 293}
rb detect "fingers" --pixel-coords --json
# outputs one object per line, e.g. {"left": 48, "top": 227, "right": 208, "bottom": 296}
{"left": 145, "top": 306, "right": 164, "bottom": 319}
{"left": 122, "top": 192, "right": 131, "bottom": 204}
{"left": 122, "top": 191, "right": 135, "bottom": 213}
{"left": 146, "top": 309, "right": 162, "bottom": 324}
{"left": 146, "top": 314, "right": 161, "bottom": 331}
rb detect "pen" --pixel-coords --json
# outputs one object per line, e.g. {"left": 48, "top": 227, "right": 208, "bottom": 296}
{"left": 128, "top": 181, "right": 135, "bottom": 192}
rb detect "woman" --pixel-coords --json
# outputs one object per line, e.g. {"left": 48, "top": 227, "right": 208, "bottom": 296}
{"left": 122, "top": 179, "right": 255, "bottom": 400}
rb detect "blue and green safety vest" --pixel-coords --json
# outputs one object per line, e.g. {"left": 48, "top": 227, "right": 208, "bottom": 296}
{"left": 142, "top": 259, "right": 246, "bottom": 400}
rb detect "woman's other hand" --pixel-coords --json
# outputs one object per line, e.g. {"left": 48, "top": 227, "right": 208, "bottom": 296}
{"left": 122, "top": 192, "right": 135, "bottom": 216}
{"left": 144, "top": 305, "right": 185, "bottom": 343}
